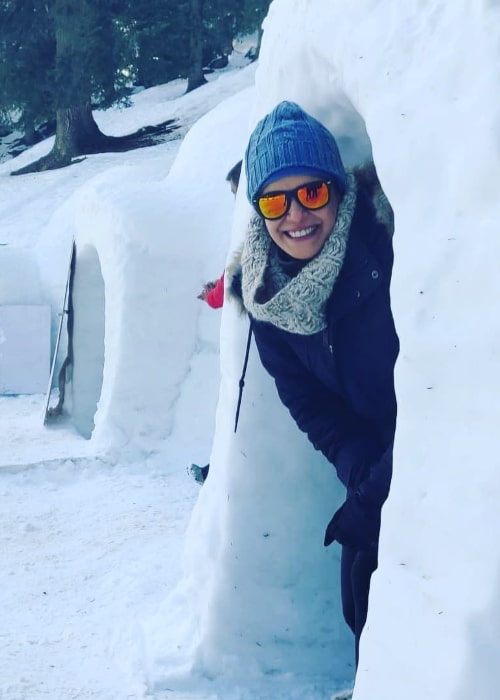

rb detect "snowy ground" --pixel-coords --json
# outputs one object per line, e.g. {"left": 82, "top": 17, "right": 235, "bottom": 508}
{"left": 1, "top": 406, "right": 195, "bottom": 700}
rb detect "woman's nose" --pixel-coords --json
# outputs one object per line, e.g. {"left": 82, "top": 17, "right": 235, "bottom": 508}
{"left": 285, "top": 196, "right": 308, "bottom": 220}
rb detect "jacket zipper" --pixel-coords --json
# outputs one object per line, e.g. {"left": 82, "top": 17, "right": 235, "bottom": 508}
{"left": 323, "top": 328, "right": 334, "bottom": 355}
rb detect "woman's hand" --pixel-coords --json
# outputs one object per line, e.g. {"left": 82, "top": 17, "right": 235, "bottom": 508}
{"left": 324, "top": 494, "right": 380, "bottom": 551}
{"left": 197, "top": 280, "right": 217, "bottom": 300}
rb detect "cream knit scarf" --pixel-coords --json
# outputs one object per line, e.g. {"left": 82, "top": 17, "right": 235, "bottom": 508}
{"left": 241, "top": 174, "right": 357, "bottom": 335}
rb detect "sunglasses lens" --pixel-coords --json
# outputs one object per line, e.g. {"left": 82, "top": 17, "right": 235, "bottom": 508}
{"left": 257, "top": 193, "right": 288, "bottom": 220}
{"left": 296, "top": 181, "right": 330, "bottom": 210}
{"left": 256, "top": 180, "right": 331, "bottom": 219}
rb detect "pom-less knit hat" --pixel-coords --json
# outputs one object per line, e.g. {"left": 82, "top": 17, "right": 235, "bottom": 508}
{"left": 245, "top": 101, "right": 347, "bottom": 203}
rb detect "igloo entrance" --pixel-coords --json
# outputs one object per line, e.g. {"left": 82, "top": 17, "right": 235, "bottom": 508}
{"left": 70, "top": 244, "right": 105, "bottom": 439}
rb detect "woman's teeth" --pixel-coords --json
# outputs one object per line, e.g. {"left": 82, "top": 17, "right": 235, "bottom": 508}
{"left": 287, "top": 226, "right": 315, "bottom": 239}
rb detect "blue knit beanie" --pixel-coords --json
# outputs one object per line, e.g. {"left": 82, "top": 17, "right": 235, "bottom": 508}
{"left": 245, "top": 101, "right": 347, "bottom": 203}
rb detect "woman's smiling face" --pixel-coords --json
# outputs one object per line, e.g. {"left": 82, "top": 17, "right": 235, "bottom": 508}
{"left": 262, "top": 174, "right": 340, "bottom": 260}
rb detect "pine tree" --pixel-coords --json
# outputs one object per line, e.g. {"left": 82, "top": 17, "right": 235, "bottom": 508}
{"left": 201, "top": 0, "right": 239, "bottom": 64}
{"left": 185, "top": 0, "right": 206, "bottom": 93}
{"left": 0, "top": 0, "right": 56, "bottom": 143}
{"left": 120, "top": 0, "right": 193, "bottom": 89}
{"left": 0, "top": 0, "right": 272, "bottom": 172}
{"left": 239, "top": 0, "right": 271, "bottom": 57}
{"left": 5, "top": 0, "right": 139, "bottom": 173}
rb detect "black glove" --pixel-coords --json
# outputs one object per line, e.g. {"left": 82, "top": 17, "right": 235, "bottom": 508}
{"left": 324, "top": 492, "right": 380, "bottom": 551}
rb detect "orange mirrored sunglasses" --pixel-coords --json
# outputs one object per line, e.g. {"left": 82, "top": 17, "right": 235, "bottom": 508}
{"left": 253, "top": 179, "right": 333, "bottom": 220}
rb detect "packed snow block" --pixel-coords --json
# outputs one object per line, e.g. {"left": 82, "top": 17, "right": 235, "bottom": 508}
{"left": 0, "top": 246, "right": 42, "bottom": 305}
{"left": 67, "top": 170, "right": 203, "bottom": 448}
{"left": 64, "top": 141, "right": 239, "bottom": 453}
{"left": 177, "top": 1, "right": 500, "bottom": 696}
{"left": 64, "top": 90, "right": 249, "bottom": 449}
{"left": 0, "top": 305, "right": 50, "bottom": 394}
{"left": 181, "top": 310, "right": 354, "bottom": 684}
{"left": 0, "top": 246, "right": 49, "bottom": 395}
{"left": 238, "top": 2, "right": 500, "bottom": 700}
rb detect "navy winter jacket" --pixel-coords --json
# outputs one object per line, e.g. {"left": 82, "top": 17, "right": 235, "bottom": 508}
{"left": 248, "top": 183, "right": 399, "bottom": 551}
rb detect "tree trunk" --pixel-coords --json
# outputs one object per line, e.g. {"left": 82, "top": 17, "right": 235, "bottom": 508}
{"left": 11, "top": 0, "right": 118, "bottom": 175}
{"left": 11, "top": 104, "right": 114, "bottom": 174}
{"left": 9, "top": 0, "right": 181, "bottom": 175}
{"left": 11, "top": 109, "right": 180, "bottom": 175}
{"left": 53, "top": 105, "right": 110, "bottom": 161}
{"left": 23, "top": 117, "right": 37, "bottom": 146}
{"left": 255, "top": 26, "right": 264, "bottom": 59}
{"left": 185, "top": 0, "right": 207, "bottom": 93}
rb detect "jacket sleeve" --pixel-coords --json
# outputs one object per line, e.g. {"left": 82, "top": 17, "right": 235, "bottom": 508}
{"left": 323, "top": 441, "right": 393, "bottom": 550}
{"left": 205, "top": 273, "right": 225, "bottom": 309}
{"left": 252, "top": 323, "right": 385, "bottom": 490}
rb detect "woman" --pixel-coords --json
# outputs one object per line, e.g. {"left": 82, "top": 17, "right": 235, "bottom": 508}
{"left": 230, "top": 101, "right": 398, "bottom": 663}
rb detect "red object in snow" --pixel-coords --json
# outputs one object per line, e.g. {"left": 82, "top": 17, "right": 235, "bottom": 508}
{"left": 204, "top": 273, "right": 225, "bottom": 309}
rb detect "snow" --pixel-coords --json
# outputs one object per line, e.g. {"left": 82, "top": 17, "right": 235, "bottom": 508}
{"left": 1, "top": 2, "right": 500, "bottom": 699}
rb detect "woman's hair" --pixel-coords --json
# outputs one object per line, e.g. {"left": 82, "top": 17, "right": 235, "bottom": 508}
{"left": 226, "top": 160, "right": 242, "bottom": 189}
